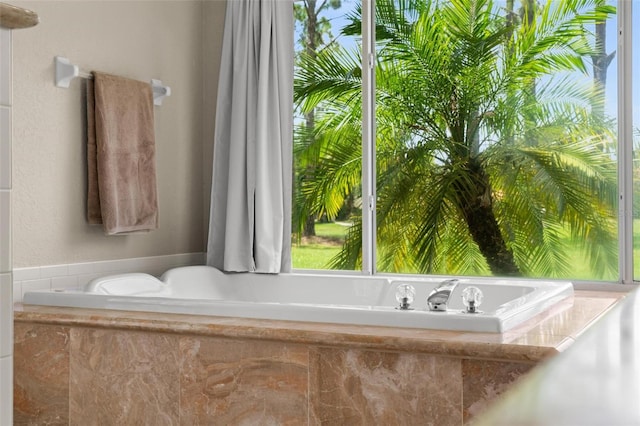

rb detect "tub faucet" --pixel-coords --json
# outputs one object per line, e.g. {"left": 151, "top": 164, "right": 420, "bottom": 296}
{"left": 427, "top": 279, "right": 459, "bottom": 311}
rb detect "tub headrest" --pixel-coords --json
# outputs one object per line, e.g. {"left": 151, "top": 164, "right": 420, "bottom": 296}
{"left": 160, "top": 265, "right": 226, "bottom": 286}
{"left": 85, "top": 273, "right": 167, "bottom": 296}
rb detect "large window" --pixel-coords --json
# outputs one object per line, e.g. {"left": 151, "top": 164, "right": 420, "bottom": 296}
{"left": 293, "top": 0, "right": 637, "bottom": 284}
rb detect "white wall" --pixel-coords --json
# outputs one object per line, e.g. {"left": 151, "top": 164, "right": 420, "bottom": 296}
{"left": 10, "top": 0, "right": 225, "bottom": 268}
{"left": 1, "top": 1, "right": 225, "bottom": 421}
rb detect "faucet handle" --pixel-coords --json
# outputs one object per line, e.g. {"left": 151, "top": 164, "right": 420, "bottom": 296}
{"left": 395, "top": 283, "right": 416, "bottom": 310}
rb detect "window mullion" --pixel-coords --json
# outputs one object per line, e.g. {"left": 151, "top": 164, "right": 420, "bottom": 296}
{"left": 618, "top": 0, "right": 633, "bottom": 284}
{"left": 361, "top": 0, "right": 376, "bottom": 275}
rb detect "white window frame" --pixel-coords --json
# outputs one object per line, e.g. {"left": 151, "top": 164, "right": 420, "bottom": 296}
{"left": 361, "top": 0, "right": 377, "bottom": 275}
{"left": 618, "top": 0, "right": 633, "bottom": 284}
{"left": 298, "top": 0, "right": 637, "bottom": 285}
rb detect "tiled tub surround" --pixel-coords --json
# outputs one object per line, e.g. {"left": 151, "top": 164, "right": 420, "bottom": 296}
{"left": 14, "top": 290, "right": 623, "bottom": 425}
{"left": 12, "top": 252, "right": 205, "bottom": 303}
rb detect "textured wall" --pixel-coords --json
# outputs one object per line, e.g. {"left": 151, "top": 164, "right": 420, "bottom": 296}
{"left": 10, "top": 0, "right": 225, "bottom": 268}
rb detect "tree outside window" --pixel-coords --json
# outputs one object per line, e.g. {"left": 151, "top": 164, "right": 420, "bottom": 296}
{"left": 293, "top": 0, "right": 621, "bottom": 281}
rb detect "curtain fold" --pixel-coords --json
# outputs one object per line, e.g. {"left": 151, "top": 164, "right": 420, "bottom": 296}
{"left": 207, "top": 0, "right": 293, "bottom": 273}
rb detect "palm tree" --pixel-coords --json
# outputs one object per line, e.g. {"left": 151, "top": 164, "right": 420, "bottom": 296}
{"left": 293, "top": 0, "right": 344, "bottom": 238}
{"left": 294, "top": 0, "right": 617, "bottom": 278}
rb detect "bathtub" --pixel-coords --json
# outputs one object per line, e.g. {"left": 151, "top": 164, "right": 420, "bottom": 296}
{"left": 22, "top": 265, "right": 574, "bottom": 333}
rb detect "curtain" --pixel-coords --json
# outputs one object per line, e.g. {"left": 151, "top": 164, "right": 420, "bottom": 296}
{"left": 207, "top": 0, "right": 293, "bottom": 273}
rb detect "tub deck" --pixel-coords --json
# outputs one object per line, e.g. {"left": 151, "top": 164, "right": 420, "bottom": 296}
{"left": 14, "top": 290, "right": 625, "bottom": 424}
{"left": 16, "top": 290, "right": 622, "bottom": 360}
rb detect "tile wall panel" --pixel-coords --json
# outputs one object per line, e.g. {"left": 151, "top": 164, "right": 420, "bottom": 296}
{"left": 0, "top": 25, "right": 10, "bottom": 426}
{"left": 0, "top": 355, "right": 12, "bottom": 425}
{"left": 13, "top": 252, "right": 206, "bottom": 303}
{"left": 0, "top": 189, "right": 10, "bottom": 272}
{"left": 0, "top": 106, "right": 9, "bottom": 189}
{"left": 0, "top": 28, "right": 10, "bottom": 106}
{"left": 0, "top": 273, "right": 11, "bottom": 357}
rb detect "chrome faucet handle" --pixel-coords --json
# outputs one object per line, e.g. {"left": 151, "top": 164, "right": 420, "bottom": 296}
{"left": 427, "top": 279, "right": 459, "bottom": 311}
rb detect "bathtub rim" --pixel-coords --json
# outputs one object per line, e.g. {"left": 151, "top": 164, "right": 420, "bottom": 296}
{"left": 22, "top": 267, "right": 576, "bottom": 333}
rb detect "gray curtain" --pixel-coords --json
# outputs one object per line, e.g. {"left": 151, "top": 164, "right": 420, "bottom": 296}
{"left": 207, "top": 0, "right": 293, "bottom": 273}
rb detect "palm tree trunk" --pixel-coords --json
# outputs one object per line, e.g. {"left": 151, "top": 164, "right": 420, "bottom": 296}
{"left": 591, "top": 0, "right": 614, "bottom": 126}
{"left": 302, "top": 0, "right": 319, "bottom": 237}
{"left": 455, "top": 159, "right": 520, "bottom": 276}
{"left": 521, "top": 0, "right": 538, "bottom": 147}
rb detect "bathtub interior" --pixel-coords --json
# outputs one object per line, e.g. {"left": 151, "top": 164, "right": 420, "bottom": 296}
{"left": 87, "top": 266, "right": 541, "bottom": 312}
{"left": 23, "top": 265, "right": 575, "bottom": 333}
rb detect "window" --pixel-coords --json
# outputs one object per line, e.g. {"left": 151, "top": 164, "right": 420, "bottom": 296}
{"left": 293, "top": 0, "right": 636, "bottom": 284}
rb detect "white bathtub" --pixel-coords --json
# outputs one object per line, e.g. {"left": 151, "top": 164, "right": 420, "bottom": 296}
{"left": 23, "top": 265, "right": 574, "bottom": 333}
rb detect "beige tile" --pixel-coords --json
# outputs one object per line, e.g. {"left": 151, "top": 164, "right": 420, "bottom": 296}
{"left": 179, "top": 336, "right": 309, "bottom": 425}
{"left": 462, "top": 358, "right": 533, "bottom": 423}
{"left": 310, "top": 347, "right": 463, "bottom": 425}
{"left": 13, "top": 323, "right": 69, "bottom": 425}
{"left": 69, "top": 328, "right": 180, "bottom": 426}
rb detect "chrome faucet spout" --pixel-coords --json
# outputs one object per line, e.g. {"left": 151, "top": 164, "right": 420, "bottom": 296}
{"left": 427, "top": 279, "right": 459, "bottom": 311}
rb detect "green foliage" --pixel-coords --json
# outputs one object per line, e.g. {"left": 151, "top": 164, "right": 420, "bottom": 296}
{"left": 294, "top": 0, "right": 618, "bottom": 279}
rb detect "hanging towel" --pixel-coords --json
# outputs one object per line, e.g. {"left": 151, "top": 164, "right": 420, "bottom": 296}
{"left": 86, "top": 71, "right": 159, "bottom": 235}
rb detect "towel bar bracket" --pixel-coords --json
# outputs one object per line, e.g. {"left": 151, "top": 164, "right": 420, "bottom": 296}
{"left": 54, "top": 56, "right": 171, "bottom": 106}
{"left": 151, "top": 79, "right": 171, "bottom": 106}
{"left": 55, "top": 56, "right": 82, "bottom": 89}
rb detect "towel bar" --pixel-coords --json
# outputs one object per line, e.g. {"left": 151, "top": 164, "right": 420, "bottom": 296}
{"left": 54, "top": 56, "right": 171, "bottom": 106}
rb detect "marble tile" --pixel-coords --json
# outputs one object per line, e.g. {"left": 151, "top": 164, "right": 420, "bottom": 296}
{"left": 179, "top": 336, "right": 309, "bottom": 425}
{"left": 309, "top": 347, "right": 463, "bottom": 425}
{"left": 14, "top": 290, "right": 622, "bottom": 366}
{"left": 69, "top": 328, "right": 180, "bottom": 426}
{"left": 461, "top": 358, "right": 533, "bottom": 423}
{"left": 11, "top": 289, "right": 624, "bottom": 425}
{"left": 13, "top": 323, "right": 69, "bottom": 425}
{"left": 512, "top": 294, "right": 620, "bottom": 341}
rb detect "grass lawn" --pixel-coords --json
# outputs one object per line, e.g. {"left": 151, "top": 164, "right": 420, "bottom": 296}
{"left": 291, "top": 222, "right": 348, "bottom": 270}
{"left": 293, "top": 219, "right": 640, "bottom": 281}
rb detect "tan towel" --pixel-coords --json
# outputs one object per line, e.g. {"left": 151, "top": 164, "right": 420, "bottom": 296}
{"left": 86, "top": 71, "right": 159, "bottom": 235}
